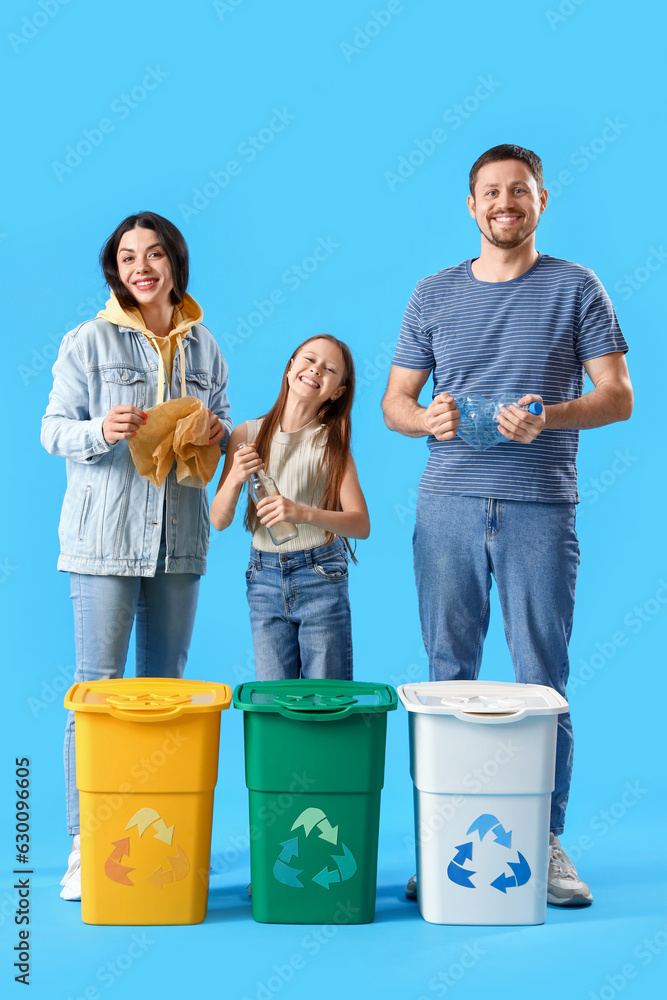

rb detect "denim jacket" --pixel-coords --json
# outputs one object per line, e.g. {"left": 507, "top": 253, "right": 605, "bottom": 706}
{"left": 41, "top": 316, "right": 232, "bottom": 576}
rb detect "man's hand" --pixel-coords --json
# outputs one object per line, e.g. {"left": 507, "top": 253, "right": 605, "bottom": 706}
{"left": 102, "top": 405, "right": 147, "bottom": 444}
{"left": 496, "top": 394, "right": 545, "bottom": 443}
{"left": 208, "top": 409, "right": 225, "bottom": 445}
{"left": 423, "top": 393, "right": 460, "bottom": 441}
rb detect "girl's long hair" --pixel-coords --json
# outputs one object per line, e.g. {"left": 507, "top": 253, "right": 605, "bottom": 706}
{"left": 244, "top": 335, "right": 358, "bottom": 561}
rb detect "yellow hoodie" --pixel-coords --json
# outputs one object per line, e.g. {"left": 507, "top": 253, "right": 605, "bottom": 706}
{"left": 97, "top": 292, "right": 204, "bottom": 384}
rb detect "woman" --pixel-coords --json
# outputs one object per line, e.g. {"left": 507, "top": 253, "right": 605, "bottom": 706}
{"left": 41, "top": 212, "right": 232, "bottom": 900}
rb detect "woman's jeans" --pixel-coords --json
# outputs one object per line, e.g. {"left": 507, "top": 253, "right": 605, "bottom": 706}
{"left": 65, "top": 540, "right": 200, "bottom": 834}
{"left": 246, "top": 537, "right": 353, "bottom": 681}
{"left": 413, "top": 493, "right": 580, "bottom": 835}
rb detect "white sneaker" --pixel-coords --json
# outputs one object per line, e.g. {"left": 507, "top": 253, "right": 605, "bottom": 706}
{"left": 60, "top": 835, "right": 81, "bottom": 901}
{"left": 547, "top": 833, "right": 593, "bottom": 907}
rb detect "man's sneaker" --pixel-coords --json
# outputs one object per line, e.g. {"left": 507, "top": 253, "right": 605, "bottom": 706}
{"left": 405, "top": 874, "right": 417, "bottom": 900}
{"left": 547, "top": 833, "right": 593, "bottom": 907}
{"left": 59, "top": 835, "right": 81, "bottom": 901}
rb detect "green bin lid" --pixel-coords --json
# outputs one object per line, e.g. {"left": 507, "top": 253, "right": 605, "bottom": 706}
{"left": 233, "top": 679, "right": 397, "bottom": 721}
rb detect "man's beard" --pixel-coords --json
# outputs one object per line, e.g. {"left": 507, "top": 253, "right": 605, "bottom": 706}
{"left": 478, "top": 218, "right": 538, "bottom": 250}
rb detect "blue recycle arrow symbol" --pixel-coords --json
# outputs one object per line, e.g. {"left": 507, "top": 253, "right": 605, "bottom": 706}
{"left": 491, "top": 852, "right": 531, "bottom": 893}
{"left": 273, "top": 859, "right": 304, "bottom": 888}
{"left": 447, "top": 860, "right": 476, "bottom": 888}
{"left": 453, "top": 842, "right": 473, "bottom": 864}
{"left": 467, "top": 814, "right": 500, "bottom": 841}
{"left": 491, "top": 823, "right": 512, "bottom": 848}
{"left": 508, "top": 852, "right": 531, "bottom": 886}
{"left": 278, "top": 837, "right": 299, "bottom": 863}
{"left": 490, "top": 871, "right": 515, "bottom": 893}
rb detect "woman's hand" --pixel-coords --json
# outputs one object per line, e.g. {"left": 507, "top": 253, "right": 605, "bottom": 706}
{"left": 102, "top": 406, "right": 147, "bottom": 444}
{"left": 208, "top": 409, "right": 225, "bottom": 445}
{"left": 230, "top": 443, "right": 264, "bottom": 486}
{"left": 256, "top": 495, "right": 304, "bottom": 528}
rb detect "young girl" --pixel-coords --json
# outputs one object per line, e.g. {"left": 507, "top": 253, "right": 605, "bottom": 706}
{"left": 211, "top": 335, "right": 369, "bottom": 680}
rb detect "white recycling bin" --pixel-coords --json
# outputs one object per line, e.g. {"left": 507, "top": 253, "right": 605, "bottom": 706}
{"left": 398, "top": 680, "right": 568, "bottom": 925}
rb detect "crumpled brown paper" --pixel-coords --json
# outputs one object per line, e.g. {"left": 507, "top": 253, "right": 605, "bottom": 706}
{"left": 128, "top": 396, "right": 220, "bottom": 488}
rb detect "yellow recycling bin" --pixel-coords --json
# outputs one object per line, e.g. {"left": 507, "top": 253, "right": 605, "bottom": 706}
{"left": 64, "top": 677, "right": 232, "bottom": 925}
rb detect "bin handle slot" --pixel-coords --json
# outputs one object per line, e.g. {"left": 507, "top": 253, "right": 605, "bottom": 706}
{"left": 101, "top": 692, "right": 192, "bottom": 721}
{"left": 106, "top": 705, "right": 190, "bottom": 721}
{"left": 451, "top": 707, "right": 530, "bottom": 723}
{"left": 272, "top": 693, "right": 359, "bottom": 721}
{"left": 439, "top": 695, "right": 528, "bottom": 723}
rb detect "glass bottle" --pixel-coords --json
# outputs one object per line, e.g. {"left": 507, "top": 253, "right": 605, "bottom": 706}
{"left": 240, "top": 445, "right": 299, "bottom": 545}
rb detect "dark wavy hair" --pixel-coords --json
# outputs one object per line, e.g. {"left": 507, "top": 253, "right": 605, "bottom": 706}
{"left": 245, "top": 335, "right": 359, "bottom": 562}
{"left": 100, "top": 212, "right": 189, "bottom": 308}
{"left": 469, "top": 144, "right": 543, "bottom": 196}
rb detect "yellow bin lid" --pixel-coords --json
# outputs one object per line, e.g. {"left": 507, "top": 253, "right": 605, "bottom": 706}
{"left": 64, "top": 677, "right": 232, "bottom": 722}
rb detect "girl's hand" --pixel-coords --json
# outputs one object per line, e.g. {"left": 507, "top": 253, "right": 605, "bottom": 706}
{"left": 102, "top": 405, "right": 147, "bottom": 444}
{"left": 256, "top": 495, "right": 304, "bottom": 528}
{"left": 208, "top": 409, "right": 225, "bottom": 445}
{"left": 232, "top": 443, "right": 264, "bottom": 485}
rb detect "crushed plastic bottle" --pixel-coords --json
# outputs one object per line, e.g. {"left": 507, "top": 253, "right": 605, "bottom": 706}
{"left": 453, "top": 393, "right": 543, "bottom": 451}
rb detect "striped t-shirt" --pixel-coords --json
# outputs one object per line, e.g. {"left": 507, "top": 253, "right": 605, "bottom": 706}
{"left": 392, "top": 254, "right": 629, "bottom": 502}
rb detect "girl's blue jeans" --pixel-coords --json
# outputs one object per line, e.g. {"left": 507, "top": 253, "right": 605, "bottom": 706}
{"left": 413, "top": 493, "right": 580, "bottom": 835}
{"left": 246, "top": 537, "right": 353, "bottom": 681}
{"left": 64, "top": 538, "right": 200, "bottom": 835}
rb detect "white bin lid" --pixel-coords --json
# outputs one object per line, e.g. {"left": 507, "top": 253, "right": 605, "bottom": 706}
{"left": 398, "top": 680, "right": 568, "bottom": 723}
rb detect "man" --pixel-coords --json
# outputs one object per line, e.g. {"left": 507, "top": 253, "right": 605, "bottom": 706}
{"left": 382, "top": 144, "right": 632, "bottom": 906}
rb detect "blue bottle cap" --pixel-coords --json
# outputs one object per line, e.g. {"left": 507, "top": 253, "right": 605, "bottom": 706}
{"left": 527, "top": 402, "right": 543, "bottom": 415}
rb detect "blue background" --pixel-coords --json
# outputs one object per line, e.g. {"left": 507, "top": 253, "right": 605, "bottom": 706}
{"left": 2, "top": 1, "right": 666, "bottom": 997}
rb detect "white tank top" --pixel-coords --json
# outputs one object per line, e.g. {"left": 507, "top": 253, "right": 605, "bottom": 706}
{"left": 246, "top": 416, "right": 332, "bottom": 552}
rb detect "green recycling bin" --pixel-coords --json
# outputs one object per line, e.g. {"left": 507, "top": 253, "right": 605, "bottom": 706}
{"left": 233, "top": 680, "right": 397, "bottom": 924}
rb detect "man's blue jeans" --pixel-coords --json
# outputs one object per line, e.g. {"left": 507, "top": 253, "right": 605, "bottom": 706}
{"left": 246, "top": 538, "right": 353, "bottom": 681}
{"left": 64, "top": 542, "right": 200, "bottom": 834}
{"left": 413, "top": 493, "right": 579, "bottom": 835}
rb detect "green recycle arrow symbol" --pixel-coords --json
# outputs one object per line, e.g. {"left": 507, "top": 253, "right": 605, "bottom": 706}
{"left": 313, "top": 866, "right": 340, "bottom": 889}
{"left": 273, "top": 808, "right": 357, "bottom": 890}
{"left": 273, "top": 838, "right": 304, "bottom": 888}
{"left": 291, "top": 808, "right": 339, "bottom": 845}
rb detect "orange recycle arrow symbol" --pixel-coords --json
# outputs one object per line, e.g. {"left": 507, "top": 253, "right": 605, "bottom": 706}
{"left": 110, "top": 837, "right": 130, "bottom": 861}
{"left": 146, "top": 866, "right": 174, "bottom": 889}
{"left": 104, "top": 838, "right": 134, "bottom": 885}
{"left": 166, "top": 844, "right": 190, "bottom": 881}
{"left": 145, "top": 845, "right": 190, "bottom": 888}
